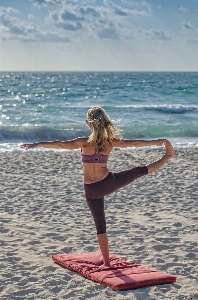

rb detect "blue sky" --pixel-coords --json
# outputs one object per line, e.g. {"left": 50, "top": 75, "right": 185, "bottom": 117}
{"left": 0, "top": 0, "right": 198, "bottom": 71}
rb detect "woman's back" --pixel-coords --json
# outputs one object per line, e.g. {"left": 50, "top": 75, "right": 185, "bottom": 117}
{"left": 82, "top": 139, "right": 113, "bottom": 184}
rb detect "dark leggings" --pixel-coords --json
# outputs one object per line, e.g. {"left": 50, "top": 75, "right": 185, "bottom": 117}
{"left": 84, "top": 166, "right": 148, "bottom": 235}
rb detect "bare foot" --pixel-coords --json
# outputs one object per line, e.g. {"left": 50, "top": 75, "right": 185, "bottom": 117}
{"left": 164, "top": 140, "right": 176, "bottom": 159}
{"left": 99, "top": 263, "right": 111, "bottom": 268}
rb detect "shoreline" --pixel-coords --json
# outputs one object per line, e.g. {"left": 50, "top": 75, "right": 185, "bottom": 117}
{"left": 0, "top": 140, "right": 198, "bottom": 154}
{"left": 1, "top": 147, "right": 198, "bottom": 299}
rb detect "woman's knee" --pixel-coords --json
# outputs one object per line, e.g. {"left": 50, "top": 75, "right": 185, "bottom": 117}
{"left": 94, "top": 215, "right": 106, "bottom": 235}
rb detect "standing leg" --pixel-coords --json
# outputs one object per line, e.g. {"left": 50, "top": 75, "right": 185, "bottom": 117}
{"left": 97, "top": 233, "right": 110, "bottom": 267}
{"left": 147, "top": 140, "right": 176, "bottom": 174}
{"left": 85, "top": 195, "right": 110, "bottom": 266}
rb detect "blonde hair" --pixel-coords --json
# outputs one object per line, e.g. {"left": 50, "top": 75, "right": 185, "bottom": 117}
{"left": 86, "top": 106, "right": 122, "bottom": 153}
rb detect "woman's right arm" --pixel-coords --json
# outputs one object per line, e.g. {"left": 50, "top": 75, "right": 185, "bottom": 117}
{"left": 21, "top": 137, "right": 87, "bottom": 150}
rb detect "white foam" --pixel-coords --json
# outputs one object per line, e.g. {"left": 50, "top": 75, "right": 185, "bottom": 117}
{"left": 0, "top": 138, "right": 197, "bottom": 154}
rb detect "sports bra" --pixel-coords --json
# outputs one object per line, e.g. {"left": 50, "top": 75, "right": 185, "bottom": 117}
{"left": 81, "top": 150, "right": 109, "bottom": 164}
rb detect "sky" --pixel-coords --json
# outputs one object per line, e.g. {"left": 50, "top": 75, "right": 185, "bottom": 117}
{"left": 0, "top": 0, "right": 198, "bottom": 72}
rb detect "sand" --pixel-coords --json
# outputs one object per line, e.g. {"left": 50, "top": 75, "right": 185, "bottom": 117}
{"left": 1, "top": 147, "right": 198, "bottom": 300}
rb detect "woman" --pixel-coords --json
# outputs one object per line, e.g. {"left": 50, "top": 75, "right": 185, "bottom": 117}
{"left": 21, "top": 106, "right": 176, "bottom": 267}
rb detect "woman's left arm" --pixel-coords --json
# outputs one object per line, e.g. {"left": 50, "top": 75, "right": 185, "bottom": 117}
{"left": 113, "top": 138, "right": 167, "bottom": 148}
{"left": 21, "top": 137, "right": 87, "bottom": 150}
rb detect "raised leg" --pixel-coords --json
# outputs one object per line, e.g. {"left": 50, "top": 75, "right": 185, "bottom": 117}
{"left": 147, "top": 140, "right": 176, "bottom": 174}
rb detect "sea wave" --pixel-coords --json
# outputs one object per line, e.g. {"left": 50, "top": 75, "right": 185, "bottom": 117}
{"left": 122, "top": 122, "right": 198, "bottom": 139}
{"left": 0, "top": 125, "right": 89, "bottom": 143}
{"left": 113, "top": 104, "right": 198, "bottom": 114}
{"left": 0, "top": 122, "right": 198, "bottom": 143}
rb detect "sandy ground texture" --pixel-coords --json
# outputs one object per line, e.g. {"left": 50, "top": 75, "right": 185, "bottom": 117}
{"left": 0, "top": 146, "right": 198, "bottom": 300}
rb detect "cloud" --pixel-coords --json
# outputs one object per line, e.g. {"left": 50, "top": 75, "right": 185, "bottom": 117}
{"left": 48, "top": 1, "right": 151, "bottom": 40}
{"left": 120, "top": 0, "right": 152, "bottom": 13}
{"left": 0, "top": 6, "right": 70, "bottom": 42}
{"left": 182, "top": 22, "right": 195, "bottom": 31}
{"left": 144, "top": 28, "right": 171, "bottom": 41}
{"left": 30, "top": 0, "right": 95, "bottom": 5}
{"left": 97, "top": 26, "right": 118, "bottom": 39}
{"left": 35, "top": 31, "right": 70, "bottom": 42}
{"left": 186, "top": 38, "right": 198, "bottom": 44}
{"left": 1, "top": 2, "right": 171, "bottom": 43}
{"left": 104, "top": 0, "right": 150, "bottom": 16}
{"left": 27, "top": 14, "right": 36, "bottom": 20}
{"left": 68, "top": 0, "right": 96, "bottom": 3}
{"left": 0, "top": 6, "right": 18, "bottom": 14}
{"left": 30, "top": 0, "right": 62, "bottom": 6}
{"left": 181, "top": 22, "right": 198, "bottom": 43}
{"left": 49, "top": 6, "right": 84, "bottom": 31}
{"left": 0, "top": 7, "right": 39, "bottom": 39}
{"left": 179, "top": 7, "right": 189, "bottom": 13}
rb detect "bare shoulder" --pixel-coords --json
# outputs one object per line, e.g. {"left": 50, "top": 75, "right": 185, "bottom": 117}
{"left": 75, "top": 137, "right": 88, "bottom": 142}
{"left": 72, "top": 137, "right": 88, "bottom": 147}
{"left": 112, "top": 139, "right": 125, "bottom": 147}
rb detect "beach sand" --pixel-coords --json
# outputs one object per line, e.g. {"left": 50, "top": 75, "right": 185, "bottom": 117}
{"left": 1, "top": 147, "right": 198, "bottom": 300}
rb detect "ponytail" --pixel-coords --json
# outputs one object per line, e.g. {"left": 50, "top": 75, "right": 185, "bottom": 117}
{"left": 86, "top": 106, "right": 122, "bottom": 153}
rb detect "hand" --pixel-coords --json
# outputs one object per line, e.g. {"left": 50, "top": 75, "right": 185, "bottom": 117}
{"left": 154, "top": 139, "right": 168, "bottom": 146}
{"left": 21, "top": 143, "right": 38, "bottom": 150}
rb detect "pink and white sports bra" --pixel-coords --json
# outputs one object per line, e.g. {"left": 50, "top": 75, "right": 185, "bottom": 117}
{"left": 81, "top": 150, "right": 109, "bottom": 163}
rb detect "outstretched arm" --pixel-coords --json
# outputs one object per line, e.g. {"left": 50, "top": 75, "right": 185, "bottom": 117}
{"left": 21, "top": 137, "right": 87, "bottom": 150}
{"left": 113, "top": 138, "right": 167, "bottom": 148}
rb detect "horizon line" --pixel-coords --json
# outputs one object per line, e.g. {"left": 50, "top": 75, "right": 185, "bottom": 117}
{"left": 1, "top": 70, "right": 198, "bottom": 73}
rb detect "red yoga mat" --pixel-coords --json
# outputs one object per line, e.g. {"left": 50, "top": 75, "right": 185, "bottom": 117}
{"left": 52, "top": 252, "right": 176, "bottom": 290}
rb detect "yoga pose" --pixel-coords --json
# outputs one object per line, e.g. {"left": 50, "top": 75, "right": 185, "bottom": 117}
{"left": 21, "top": 106, "right": 176, "bottom": 267}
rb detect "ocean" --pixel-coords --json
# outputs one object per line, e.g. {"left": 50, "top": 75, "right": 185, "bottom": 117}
{"left": 0, "top": 72, "right": 198, "bottom": 152}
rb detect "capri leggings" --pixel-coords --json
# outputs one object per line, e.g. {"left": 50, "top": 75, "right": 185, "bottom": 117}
{"left": 84, "top": 166, "right": 148, "bottom": 235}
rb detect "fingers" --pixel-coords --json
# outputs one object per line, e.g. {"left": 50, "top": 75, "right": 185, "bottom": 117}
{"left": 21, "top": 144, "right": 33, "bottom": 150}
{"left": 161, "top": 138, "right": 168, "bottom": 143}
{"left": 163, "top": 139, "right": 171, "bottom": 145}
{"left": 155, "top": 139, "right": 166, "bottom": 146}
{"left": 163, "top": 140, "right": 175, "bottom": 152}
{"left": 159, "top": 138, "right": 170, "bottom": 145}
{"left": 156, "top": 139, "right": 172, "bottom": 147}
